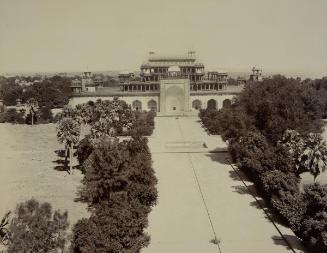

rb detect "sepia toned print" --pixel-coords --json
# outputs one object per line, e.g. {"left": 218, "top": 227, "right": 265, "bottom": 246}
{"left": 0, "top": 0, "right": 326, "bottom": 252}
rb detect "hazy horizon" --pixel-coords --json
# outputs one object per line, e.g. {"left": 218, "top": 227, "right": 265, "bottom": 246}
{"left": 0, "top": 0, "right": 327, "bottom": 78}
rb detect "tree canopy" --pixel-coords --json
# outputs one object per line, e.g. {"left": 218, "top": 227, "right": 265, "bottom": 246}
{"left": 8, "top": 198, "right": 69, "bottom": 253}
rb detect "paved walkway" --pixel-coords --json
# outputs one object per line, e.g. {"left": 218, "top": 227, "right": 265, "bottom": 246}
{"left": 143, "top": 116, "right": 305, "bottom": 253}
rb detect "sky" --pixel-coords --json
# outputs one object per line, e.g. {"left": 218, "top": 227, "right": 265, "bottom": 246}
{"left": 0, "top": 0, "right": 327, "bottom": 77}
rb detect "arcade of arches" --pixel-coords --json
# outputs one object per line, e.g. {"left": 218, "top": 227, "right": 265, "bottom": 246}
{"left": 69, "top": 95, "right": 234, "bottom": 113}
{"left": 131, "top": 98, "right": 232, "bottom": 112}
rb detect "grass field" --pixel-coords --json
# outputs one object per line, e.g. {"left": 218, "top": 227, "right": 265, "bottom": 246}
{"left": 0, "top": 123, "right": 89, "bottom": 233}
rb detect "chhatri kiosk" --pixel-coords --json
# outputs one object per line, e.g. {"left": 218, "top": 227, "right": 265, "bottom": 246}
{"left": 70, "top": 51, "right": 243, "bottom": 115}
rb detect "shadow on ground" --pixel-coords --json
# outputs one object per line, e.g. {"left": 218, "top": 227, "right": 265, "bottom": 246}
{"left": 272, "top": 235, "right": 305, "bottom": 252}
{"left": 53, "top": 150, "right": 83, "bottom": 174}
{"left": 205, "top": 152, "right": 230, "bottom": 165}
{"left": 53, "top": 149, "right": 71, "bottom": 174}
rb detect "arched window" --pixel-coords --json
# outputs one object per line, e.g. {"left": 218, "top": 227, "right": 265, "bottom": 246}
{"left": 132, "top": 100, "right": 142, "bottom": 111}
{"left": 192, "top": 100, "right": 202, "bottom": 110}
{"left": 207, "top": 99, "right": 217, "bottom": 110}
{"left": 148, "top": 99, "right": 157, "bottom": 112}
{"left": 222, "top": 99, "right": 232, "bottom": 108}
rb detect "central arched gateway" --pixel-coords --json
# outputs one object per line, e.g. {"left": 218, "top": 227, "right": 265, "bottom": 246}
{"left": 165, "top": 85, "right": 185, "bottom": 113}
{"left": 159, "top": 78, "right": 190, "bottom": 114}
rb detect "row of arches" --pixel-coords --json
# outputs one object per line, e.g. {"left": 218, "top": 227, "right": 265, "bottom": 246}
{"left": 131, "top": 98, "right": 231, "bottom": 112}
{"left": 191, "top": 98, "right": 232, "bottom": 110}
{"left": 132, "top": 99, "right": 157, "bottom": 112}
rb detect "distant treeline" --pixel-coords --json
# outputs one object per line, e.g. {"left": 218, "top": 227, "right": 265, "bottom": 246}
{"left": 0, "top": 74, "right": 118, "bottom": 108}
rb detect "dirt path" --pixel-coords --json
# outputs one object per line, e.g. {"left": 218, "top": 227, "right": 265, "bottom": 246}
{"left": 143, "top": 116, "right": 305, "bottom": 253}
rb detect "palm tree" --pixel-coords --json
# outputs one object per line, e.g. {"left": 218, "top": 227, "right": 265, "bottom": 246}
{"left": 303, "top": 133, "right": 327, "bottom": 182}
{"left": 26, "top": 98, "right": 38, "bottom": 125}
{"left": 57, "top": 117, "right": 81, "bottom": 172}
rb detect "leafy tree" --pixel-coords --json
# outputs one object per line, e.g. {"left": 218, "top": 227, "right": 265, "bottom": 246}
{"left": 200, "top": 75, "right": 324, "bottom": 144}
{"left": 129, "top": 110, "right": 156, "bottom": 137}
{"left": 0, "top": 108, "right": 25, "bottom": 124}
{"left": 78, "top": 137, "right": 157, "bottom": 209}
{"left": 70, "top": 204, "right": 150, "bottom": 253}
{"left": 280, "top": 130, "right": 327, "bottom": 180}
{"left": 0, "top": 81, "right": 22, "bottom": 106}
{"left": 260, "top": 170, "right": 304, "bottom": 230}
{"left": 39, "top": 106, "right": 53, "bottom": 122}
{"left": 26, "top": 98, "right": 38, "bottom": 125}
{"left": 57, "top": 117, "right": 81, "bottom": 172}
{"left": 7, "top": 198, "right": 69, "bottom": 253}
{"left": 75, "top": 135, "right": 94, "bottom": 173}
{"left": 303, "top": 133, "right": 327, "bottom": 181}
{"left": 88, "top": 98, "right": 134, "bottom": 137}
{"left": 73, "top": 136, "right": 157, "bottom": 252}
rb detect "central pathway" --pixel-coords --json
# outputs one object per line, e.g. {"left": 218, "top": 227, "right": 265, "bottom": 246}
{"left": 143, "top": 116, "right": 305, "bottom": 253}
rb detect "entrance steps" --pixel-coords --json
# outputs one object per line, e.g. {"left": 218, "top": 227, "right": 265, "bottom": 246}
{"left": 157, "top": 111, "right": 198, "bottom": 117}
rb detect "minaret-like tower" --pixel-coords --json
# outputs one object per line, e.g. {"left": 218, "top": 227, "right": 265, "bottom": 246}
{"left": 81, "top": 71, "right": 92, "bottom": 91}
{"left": 250, "top": 67, "right": 262, "bottom": 82}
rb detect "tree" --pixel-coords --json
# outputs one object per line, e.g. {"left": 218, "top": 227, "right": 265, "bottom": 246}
{"left": 303, "top": 133, "right": 327, "bottom": 181}
{"left": 73, "top": 136, "right": 157, "bottom": 253}
{"left": 89, "top": 98, "right": 135, "bottom": 137}
{"left": 26, "top": 98, "right": 38, "bottom": 125}
{"left": 0, "top": 81, "right": 22, "bottom": 106}
{"left": 78, "top": 136, "right": 157, "bottom": 209}
{"left": 71, "top": 204, "right": 150, "bottom": 253}
{"left": 201, "top": 75, "right": 324, "bottom": 144}
{"left": 280, "top": 130, "right": 327, "bottom": 180}
{"left": 57, "top": 117, "right": 81, "bottom": 172}
{"left": 1, "top": 108, "right": 25, "bottom": 124}
{"left": 75, "top": 135, "right": 94, "bottom": 173}
{"left": 7, "top": 198, "right": 69, "bottom": 253}
{"left": 39, "top": 106, "right": 53, "bottom": 122}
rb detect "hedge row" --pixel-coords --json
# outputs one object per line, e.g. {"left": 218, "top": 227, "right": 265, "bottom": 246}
{"left": 200, "top": 76, "right": 327, "bottom": 252}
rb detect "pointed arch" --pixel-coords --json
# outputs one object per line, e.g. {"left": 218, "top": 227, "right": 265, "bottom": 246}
{"left": 192, "top": 99, "right": 202, "bottom": 110}
{"left": 132, "top": 100, "right": 142, "bottom": 111}
{"left": 147, "top": 99, "right": 157, "bottom": 112}
{"left": 222, "top": 99, "right": 232, "bottom": 108}
{"left": 207, "top": 99, "right": 217, "bottom": 110}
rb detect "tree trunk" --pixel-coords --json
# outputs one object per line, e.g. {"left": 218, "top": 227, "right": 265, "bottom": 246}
{"left": 69, "top": 143, "right": 73, "bottom": 173}
{"left": 31, "top": 111, "right": 34, "bottom": 126}
{"left": 65, "top": 144, "right": 68, "bottom": 163}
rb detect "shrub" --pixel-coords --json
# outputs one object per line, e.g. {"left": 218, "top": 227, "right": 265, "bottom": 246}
{"left": 74, "top": 136, "right": 157, "bottom": 252}
{"left": 271, "top": 191, "right": 306, "bottom": 232}
{"left": 8, "top": 198, "right": 69, "bottom": 253}
{"left": 75, "top": 135, "right": 93, "bottom": 173}
{"left": 39, "top": 106, "right": 53, "bottom": 123}
{"left": 70, "top": 204, "right": 150, "bottom": 253}
{"left": 298, "top": 184, "right": 327, "bottom": 253}
{"left": 0, "top": 112, "right": 6, "bottom": 123}
{"left": 199, "top": 108, "right": 221, "bottom": 135}
{"left": 2, "top": 108, "right": 25, "bottom": 124}
{"left": 25, "top": 111, "right": 38, "bottom": 125}
{"left": 78, "top": 137, "right": 157, "bottom": 209}
{"left": 129, "top": 110, "right": 156, "bottom": 137}
{"left": 260, "top": 170, "right": 305, "bottom": 230}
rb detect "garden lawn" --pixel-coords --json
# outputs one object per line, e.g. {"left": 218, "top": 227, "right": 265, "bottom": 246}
{"left": 0, "top": 123, "right": 89, "bottom": 232}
